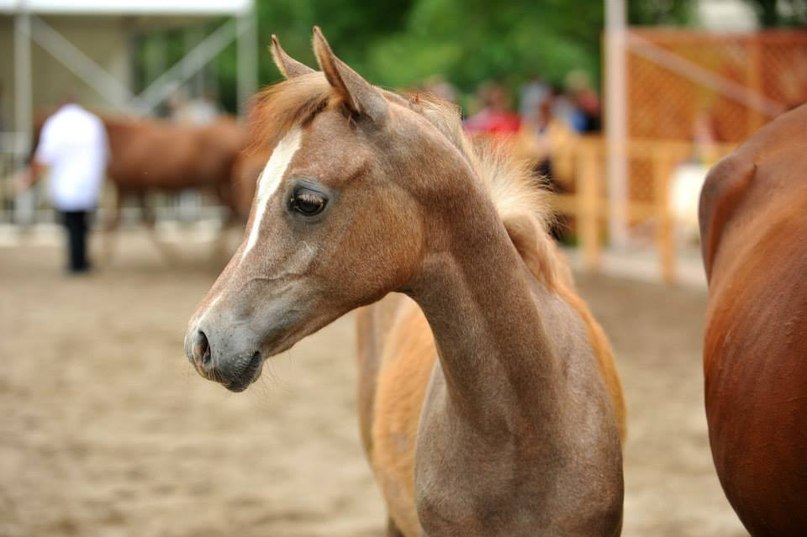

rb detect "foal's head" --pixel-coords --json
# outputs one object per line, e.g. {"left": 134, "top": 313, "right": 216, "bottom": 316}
{"left": 185, "top": 29, "right": 556, "bottom": 391}
{"left": 185, "top": 29, "right": 476, "bottom": 391}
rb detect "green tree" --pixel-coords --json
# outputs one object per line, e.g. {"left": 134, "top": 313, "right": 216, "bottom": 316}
{"left": 628, "top": 0, "right": 693, "bottom": 25}
{"left": 366, "top": 0, "right": 604, "bottom": 93}
{"left": 742, "top": 0, "right": 807, "bottom": 27}
{"left": 244, "top": 0, "right": 697, "bottom": 105}
{"left": 187, "top": 0, "right": 782, "bottom": 113}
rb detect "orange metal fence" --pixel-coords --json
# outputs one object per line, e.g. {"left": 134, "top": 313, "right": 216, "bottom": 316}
{"left": 549, "top": 136, "right": 736, "bottom": 283}
{"left": 546, "top": 29, "right": 806, "bottom": 283}
{"left": 626, "top": 29, "right": 807, "bottom": 144}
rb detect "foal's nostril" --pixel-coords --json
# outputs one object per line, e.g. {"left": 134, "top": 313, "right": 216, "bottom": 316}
{"left": 193, "top": 330, "right": 212, "bottom": 369}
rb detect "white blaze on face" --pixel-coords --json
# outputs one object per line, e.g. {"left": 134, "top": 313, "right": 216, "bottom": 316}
{"left": 243, "top": 128, "right": 303, "bottom": 258}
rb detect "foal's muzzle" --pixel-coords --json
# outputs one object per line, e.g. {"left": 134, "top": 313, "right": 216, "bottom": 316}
{"left": 184, "top": 324, "right": 264, "bottom": 392}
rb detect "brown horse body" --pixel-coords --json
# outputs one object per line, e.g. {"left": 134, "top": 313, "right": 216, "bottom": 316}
{"left": 185, "top": 30, "right": 624, "bottom": 536}
{"left": 230, "top": 148, "right": 270, "bottom": 219}
{"left": 104, "top": 115, "right": 246, "bottom": 224}
{"left": 699, "top": 103, "right": 807, "bottom": 536}
{"left": 33, "top": 111, "right": 247, "bottom": 224}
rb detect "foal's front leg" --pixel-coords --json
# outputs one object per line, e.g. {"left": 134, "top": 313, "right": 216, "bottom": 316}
{"left": 386, "top": 517, "right": 405, "bottom": 537}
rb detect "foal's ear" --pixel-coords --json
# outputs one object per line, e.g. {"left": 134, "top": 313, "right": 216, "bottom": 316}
{"left": 311, "top": 26, "right": 388, "bottom": 124}
{"left": 270, "top": 35, "right": 315, "bottom": 79}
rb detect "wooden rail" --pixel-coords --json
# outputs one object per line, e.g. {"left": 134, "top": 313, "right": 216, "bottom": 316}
{"left": 547, "top": 136, "right": 736, "bottom": 284}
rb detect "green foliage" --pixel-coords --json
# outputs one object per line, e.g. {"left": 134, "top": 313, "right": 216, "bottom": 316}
{"left": 140, "top": 0, "right": 745, "bottom": 113}
{"left": 741, "top": 0, "right": 807, "bottom": 27}
{"left": 628, "top": 0, "right": 694, "bottom": 26}
{"left": 249, "top": 0, "right": 606, "bottom": 106}
{"left": 254, "top": 0, "right": 414, "bottom": 84}
{"left": 366, "top": 0, "right": 603, "bottom": 92}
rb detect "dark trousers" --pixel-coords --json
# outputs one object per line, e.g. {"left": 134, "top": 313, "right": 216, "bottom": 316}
{"left": 60, "top": 210, "right": 91, "bottom": 273}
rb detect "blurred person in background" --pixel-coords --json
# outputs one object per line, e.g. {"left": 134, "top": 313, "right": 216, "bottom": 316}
{"left": 565, "top": 69, "right": 601, "bottom": 133}
{"left": 422, "top": 75, "right": 458, "bottom": 105}
{"left": 670, "top": 110, "right": 719, "bottom": 244}
{"left": 464, "top": 81, "right": 521, "bottom": 136}
{"left": 515, "top": 88, "right": 578, "bottom": 242}
{"left": 168, "top": 86, "right": 220, "bottom": 126}
{"left": 519, "top": 73, "right": 550, "bottom": 123}
{"left": 19, "top": 98, "right": 108, "bottom": 274}
{"left": 549, "top": 83, "right": 582, "bottom": 133}
{"left": 166, "top": 87, "right": 192, "bottom": 124}
{"left": 186, "top": 89, "right": 220, "bottom": 125}
{"left": 517, "top": 87, "right": 576, "bottom": 182}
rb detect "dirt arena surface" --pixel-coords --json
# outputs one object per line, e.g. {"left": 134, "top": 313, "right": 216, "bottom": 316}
{"left": 0, "top": 229, "right": 748, "bottom": 537}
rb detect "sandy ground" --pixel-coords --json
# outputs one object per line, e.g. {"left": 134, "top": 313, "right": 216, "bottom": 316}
{"left": 0, "top": 229, "right": 748, "bottom": 537}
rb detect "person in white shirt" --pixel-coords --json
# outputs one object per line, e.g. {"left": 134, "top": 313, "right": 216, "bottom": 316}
{"left": 23, "top": 100, "right": 108, "bottom": 273}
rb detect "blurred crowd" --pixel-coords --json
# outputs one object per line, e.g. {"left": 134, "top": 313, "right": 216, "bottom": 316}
{"left": 422, "top": 69, "right": 603, "bottom": 212}
{"left": 462, "top": 70, "right": 602, "bottom": 139}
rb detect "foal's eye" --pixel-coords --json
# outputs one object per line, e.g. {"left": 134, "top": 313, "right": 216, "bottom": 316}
{"left": 289, "top": 187, "right": 328, "bottom": 217}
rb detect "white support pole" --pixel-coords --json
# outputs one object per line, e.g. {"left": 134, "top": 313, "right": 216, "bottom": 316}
{"left": 14, "top": 6, "right": 35, "bottom": 225}
{"left": 605, "top": 0, "right": 629, "bottom": 249}
{"left": 236, "top": 2, "right": 258, "bottom": 117}
{"left": 207, "top": 27, "right": 220, "bottom": 103}
{"left": 29, "top": 15, "right": 134, "bottom": 107}
{"left": 184, "top": 26, "right": 206, "bottom": 98}
{"left": 14, "top": 8, "right": 32, "bottom": 149}
{"left": 145, "top": 32, "right": 168, "bottom": 94}
{"left": 133, "top": 19, "right": 238, "bottom": 115}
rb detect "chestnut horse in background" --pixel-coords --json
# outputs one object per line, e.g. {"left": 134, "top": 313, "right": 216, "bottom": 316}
{"left": 230, "top": 147, "right": 269, "bottom": 219}
{"left": 32, "top": 111, "right": 247, "bottom": 227}
{"left": 185, "top": 29, "right": 625, "bottom": 536}
{"left": 103, "top": 115, "right": 246, "bottom": 227}
{"left": 699, "top": 103, "right": 807, "bottom": 537}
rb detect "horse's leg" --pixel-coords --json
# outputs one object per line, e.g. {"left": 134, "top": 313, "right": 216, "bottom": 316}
{"left": 139, "top": 191, "right": 156, "bottom": 229}
{"left": 105, "top": 186, "right": 123, "bottom": 231}
{"left": 209, "top": 182, "right": 240, "bottom": 264}
{"left": 355, "top": 305, "right": 382, "bottom": 457}
{"left": 100, "top": 186, "right": 123, "bottom": 264}
{"left": 361, "top": 297, "right": 433, "bottom": 537}
{"left": 385, "top": 517, "right": 405, "bottom": 537}
{"left": 215, "top": 180, "right": 240, "bottom": 228}
{"left": 140, "top": 191, "right": 180, "bottom": 265}
{"left": 357, "top": 302, "right": 419, "bottom": 537}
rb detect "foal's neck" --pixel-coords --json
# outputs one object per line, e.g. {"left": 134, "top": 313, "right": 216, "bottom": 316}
{"left": 408, "top": 182, "right": 562, "bottom": 431}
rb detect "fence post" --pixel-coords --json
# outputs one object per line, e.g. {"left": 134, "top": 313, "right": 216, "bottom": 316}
{"left": 746, "top": 35, "right": 764, "bottom": 136}
{"left": 605, "top": 17, "right": 629, "bottom": 250}
{"left": 653, "top": 145, "right": 675, "bottom": 284}
{"left": 578, "top": 139, "right": 601, "bottom": 271}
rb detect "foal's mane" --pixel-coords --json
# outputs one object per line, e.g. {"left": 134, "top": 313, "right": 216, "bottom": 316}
{"left": 250, "top": 73, "right": 569, "bottom": 290}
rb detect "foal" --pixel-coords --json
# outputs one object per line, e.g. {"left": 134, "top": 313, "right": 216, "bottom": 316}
{"left": 186, "top": 29, "right": 625, "bottom": 536}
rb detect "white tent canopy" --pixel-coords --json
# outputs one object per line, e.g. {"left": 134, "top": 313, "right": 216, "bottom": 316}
{"left": 0, "top": 0, "right": 252, "bottom": 16}
{"left": 1, "top": 0, "right": 256, "bottom": 224}
{"left": 3, "top": 0, "right": 256, "bottom": 146}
